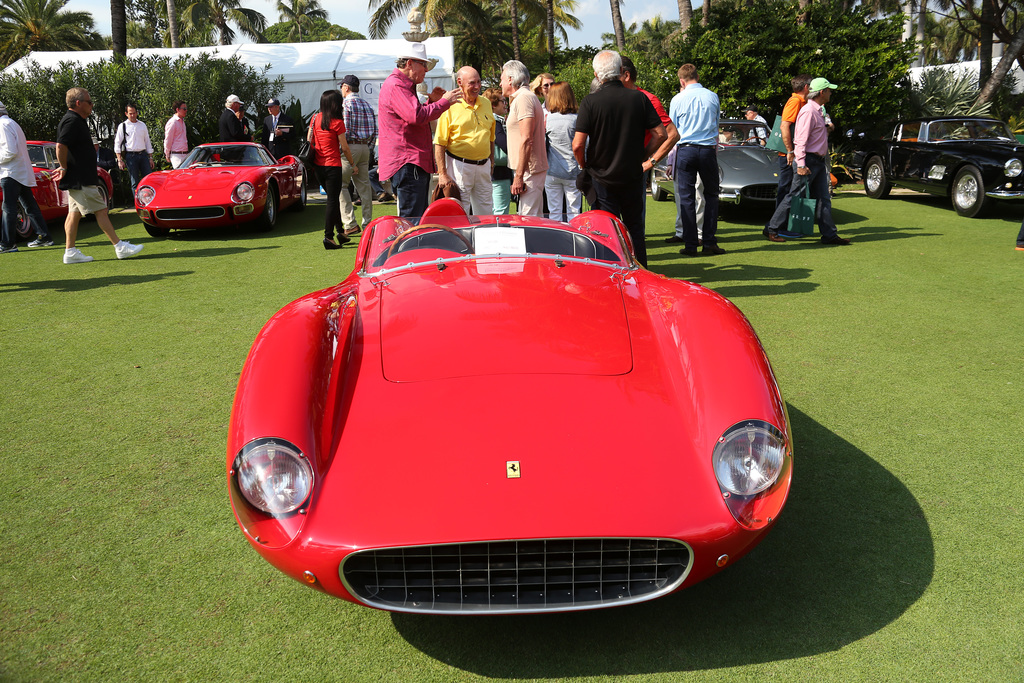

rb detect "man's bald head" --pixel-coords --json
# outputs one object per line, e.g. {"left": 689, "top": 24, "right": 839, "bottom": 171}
{"left": 456, "top": 66, "right": 482, "bottom": 103}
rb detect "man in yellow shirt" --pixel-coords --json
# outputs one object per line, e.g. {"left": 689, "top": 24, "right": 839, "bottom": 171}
{"left": 434, "top": 66, "right": 496, "bottom": 214}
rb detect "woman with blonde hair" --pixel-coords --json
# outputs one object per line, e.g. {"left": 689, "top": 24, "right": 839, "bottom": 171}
{"left": 543, "top": 82, "right": 582, "bottom": 221}
{"left": 530, "top": 72, "right": 555, "bottom": 110}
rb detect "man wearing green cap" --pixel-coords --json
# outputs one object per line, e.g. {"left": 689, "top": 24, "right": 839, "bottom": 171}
{"left": 763, "top": 76, "right": 850, "bottom": 245}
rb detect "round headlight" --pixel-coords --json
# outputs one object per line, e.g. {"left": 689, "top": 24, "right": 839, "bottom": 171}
{"left": 235, "top": 439, "right": 312, "bottom": 514}
{"left": 234, "top": 181, "right": 255, "bottom": 203}
{"left": 137, "top": 186, "right": 156, "bottom": 206}
{"left": 1004, "top": 158, "right": 1022, "bottom": 177}
{"left": 713, "top": 420, "right": 786, "bottom": 496}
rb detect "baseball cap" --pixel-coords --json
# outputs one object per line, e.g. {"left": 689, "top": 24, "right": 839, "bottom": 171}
{"left": 225, "top": 94, "right": 243, "bottom": 106}
{"left": 341, "top": 74, "right": 360, "bottom": 89}
{"left": 266, "top": 98, "right": 280, "bottom": 107}
{"left": 809, "top": 78, "right": 837, "bottom": 91}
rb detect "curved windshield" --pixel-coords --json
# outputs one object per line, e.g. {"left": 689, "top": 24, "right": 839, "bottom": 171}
{"left": 927, "top": 119, "right": 1015, "bottom": 142}
{"left": 362, "top": 216, "right": 630, "bottom": 275}
{"left": 183, "top": 145, "right": 270, "bottom": 167}
{"left": 27, "top": 144, "right": 47, "bottom": 168}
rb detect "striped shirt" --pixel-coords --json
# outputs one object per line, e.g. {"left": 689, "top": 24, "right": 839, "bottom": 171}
{"left": 343, "top": 93, "right": 377, "bottom": 143}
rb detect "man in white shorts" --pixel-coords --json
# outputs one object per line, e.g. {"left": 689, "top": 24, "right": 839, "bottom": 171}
{"left": 54, "top": 87, "right": 143, "bottom": 264}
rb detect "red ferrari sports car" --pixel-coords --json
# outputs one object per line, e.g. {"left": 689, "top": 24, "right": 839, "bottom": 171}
{"left": 4, "top": 141, "right": 113, "bottom": 240}
{"left": 135, "top": 142, "right": 306, "bottom": 237}
{"left": 227, "top": 199, "right": 793, "bottom": 614}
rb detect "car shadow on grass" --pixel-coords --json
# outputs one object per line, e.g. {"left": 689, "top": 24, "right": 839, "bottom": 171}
{"left": 391, "top": 405, "right": 934, "bottom": 677}
{"left": 0, "top": 270, "right": 195, "bottom": 292}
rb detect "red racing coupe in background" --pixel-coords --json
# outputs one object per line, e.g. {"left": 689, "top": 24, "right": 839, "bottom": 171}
{"left": 3, "top": 141, "right": 113, "bottom": 240}
{"left": 135, "top": 142, "right": 306, "bottom": 237}
{"left": 226, "top": 199, "right": 793, "bottom": 614}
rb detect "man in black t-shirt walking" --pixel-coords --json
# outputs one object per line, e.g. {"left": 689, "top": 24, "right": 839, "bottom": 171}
{"left": 54, "top": 87, "right": 143, "bottom": 264}
{"left": 572, "top": 50, "right": 665, "bottom": 267}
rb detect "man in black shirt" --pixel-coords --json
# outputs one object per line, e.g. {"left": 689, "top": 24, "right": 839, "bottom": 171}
{"left": 219, "top": 94, "right": 251, "bottom": 142}
{"left": 572, "top": 50, "right": 665, "bottom": 267}
{"left": 54, "top": 87, "right": 143, "bottom": 264}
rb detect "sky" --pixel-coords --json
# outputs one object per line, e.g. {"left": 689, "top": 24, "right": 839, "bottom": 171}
{"left": 65, "top": 0, "right": 686, "bottom": 51}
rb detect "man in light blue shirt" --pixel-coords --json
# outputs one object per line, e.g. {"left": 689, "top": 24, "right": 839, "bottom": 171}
{"left": 669, "top": 64, "right": 723, "bottom": 255}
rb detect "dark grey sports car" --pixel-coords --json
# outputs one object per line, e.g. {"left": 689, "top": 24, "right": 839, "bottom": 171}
{"left": 854, "top": 117, "right": 1024, "bottom": 217}
{"left": 651, "top": 119, "right": 780, "bottom": 206}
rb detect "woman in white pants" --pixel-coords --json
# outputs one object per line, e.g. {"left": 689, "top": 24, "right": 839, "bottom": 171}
{"left": 543, "top": 83, "right": 582, "bottom": 222}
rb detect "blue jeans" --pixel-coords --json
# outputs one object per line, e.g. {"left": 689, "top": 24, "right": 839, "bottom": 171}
{"left": 774, "top": 154, "right": 793, "bottom": 209}
{"left": 124, "top": 152, "right": 150, "bottom": 198}
{"left": 766, "top": 153, "right": 838, "bottom": 239}
{"left": 592, "top": 177, "right": 647, "bottom": 267}
{"left": 1, "top": 176, "right": 48, "bottom": 247}
{"left": 673, "top": 144, "right": 720, "bottom": 250}
{"left": 391, "top": 163, "right": 429, "bottom": 222}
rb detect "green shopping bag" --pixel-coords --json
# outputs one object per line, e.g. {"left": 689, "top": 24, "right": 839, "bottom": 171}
{"left": 765, "top": 116, "right": 787, "bottom": 154}
{"left": 787, "top": 183, "right": 816, "bottom": 235}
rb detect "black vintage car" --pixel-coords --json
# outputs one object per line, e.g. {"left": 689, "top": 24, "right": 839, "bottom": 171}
{"left": 855, "top": 117, "right": 1024, "bottom": 217}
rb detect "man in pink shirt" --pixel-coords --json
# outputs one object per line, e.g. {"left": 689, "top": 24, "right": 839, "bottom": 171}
{"left": 378, "top": 42, "right": 461, "bottom": 221}
{"left": 500, "top": 59, "right": 547, "bottom": 216}
{"left": 163, "top": 101, "right": 188, "bottom": 169}
{"left": 762, "top": 77, "right": 850, "bottom": 245}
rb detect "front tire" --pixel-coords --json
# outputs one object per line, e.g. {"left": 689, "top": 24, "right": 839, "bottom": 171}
{"left": 145, "top": 224, "right": 170, "bottom": 237}
{"left": 863, "top": 156, "right": 891, "bottom": 199}
{"left": 951, "top": 165, "right": 988, "bottom": 218}
{"left": 254, "top": 186, "right": 278, "bottom": 231}
{"left": 15, "top": 205, "right": 33, "bottom": 240}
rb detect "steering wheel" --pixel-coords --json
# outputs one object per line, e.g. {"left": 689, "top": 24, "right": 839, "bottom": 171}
{"left": 386, "top": 223, "right": 475, "bottom": 260}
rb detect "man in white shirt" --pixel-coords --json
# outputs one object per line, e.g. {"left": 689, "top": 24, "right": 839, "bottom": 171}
{"left": 163, "top": 101, "right": 188, "bottom": 169}
{"left": 114, "top": 104, "right": 154, "bottom": 197}
{"left": 0, "top": 102, "right": 52, "bottom": 253}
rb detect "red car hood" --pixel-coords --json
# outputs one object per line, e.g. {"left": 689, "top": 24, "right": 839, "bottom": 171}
{"left": 379, "top": 260, "right": 632, "bottom": 380}
{"left": 153, "top": 167, "right": 254, "bottom": 192}
{"left": 304, "top": 263, "right": 762, "bottom": 551}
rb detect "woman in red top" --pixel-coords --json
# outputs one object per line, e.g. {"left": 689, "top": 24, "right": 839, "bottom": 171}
{"left": 309, "top": 90, "right": 357, "bottom": 249}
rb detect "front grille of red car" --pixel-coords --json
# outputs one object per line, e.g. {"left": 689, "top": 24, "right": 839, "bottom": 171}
{"left": 740, "top": 184, "right": 778, "bottom": 201}
{"left": 340, "top": 538, "right": 691, "bottom": 613}
{"left": 154, "top": 207, "right": 226, "bottom": 220}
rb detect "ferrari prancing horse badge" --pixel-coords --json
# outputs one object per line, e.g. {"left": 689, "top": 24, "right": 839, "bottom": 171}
{"left": 506, "top": 461, "right": 521, "bottom": 478}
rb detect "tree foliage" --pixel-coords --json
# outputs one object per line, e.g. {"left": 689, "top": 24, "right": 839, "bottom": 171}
{"left": 0, "top": 53, "right": 281, "bottom": 158}
{"left": 667, "top": 0, "right": 913, "bottom": 129}
{"left": 0, "top": 0, "right": 103, "bottom": 67}
{"left": 263, "top": 18, "right": 364, "bottom": 42}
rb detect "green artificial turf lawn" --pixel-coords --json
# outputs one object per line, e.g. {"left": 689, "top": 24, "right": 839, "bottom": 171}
{"left": 1, "top": 190, "right": 1021, "bottom": 681}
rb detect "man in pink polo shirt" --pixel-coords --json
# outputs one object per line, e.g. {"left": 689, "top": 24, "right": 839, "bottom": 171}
{"left": 377, "top": 42, "right": 461, "bottom": 221}
{"left": 762, "top": 77, "right": 850, "bottom": 246}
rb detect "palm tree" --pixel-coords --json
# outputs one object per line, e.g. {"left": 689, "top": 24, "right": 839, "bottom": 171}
{"left": 608, "top": 0, "right": 624, "bottom": 49}
{"left": 0, "top": 0, "right": 102, "bottom": 66}
{"left": 447, "top": 1, "right": 512, "bottom": 75}
{"left": 180, "top": 0, "right": 267, "bottom": 45}
{"left": 676, "top": 0, "right": 692, "bottom": 35}
{"left": 112, "top": 0, "right": 127, "bottom": 59}
{"left": 166, "top": 0, "right": 179, "bottom": 47}
{"left": 276, "top": 0, "right": 327, "bottom": 42}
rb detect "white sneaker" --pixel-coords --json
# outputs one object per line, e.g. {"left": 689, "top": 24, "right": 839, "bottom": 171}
{"left": 63, "top": 248, "right": 93, "bottom": 264}
{"left": 114, "top": 240, "right": 144, "bottom": 259}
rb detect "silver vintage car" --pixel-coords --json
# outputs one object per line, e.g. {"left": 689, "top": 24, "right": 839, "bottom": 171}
{"left": 652, "top": 119, "right": 780, "bottom": 206}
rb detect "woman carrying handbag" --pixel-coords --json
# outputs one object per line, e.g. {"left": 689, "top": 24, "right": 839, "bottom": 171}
{"left": 309, "top": 90, "right": 357, "bottom": 249}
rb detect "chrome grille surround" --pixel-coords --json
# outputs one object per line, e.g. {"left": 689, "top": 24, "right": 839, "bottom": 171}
{"left": 740, "top": 184, "right": 779, "bottom": 201}
{"left": 340, "top": 538, "right": 693, "bottom": 614}
{"left": 155, "top": 207, "right": 226, "bottom": 220}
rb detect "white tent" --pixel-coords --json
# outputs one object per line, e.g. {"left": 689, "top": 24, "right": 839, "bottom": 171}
{"left": 3, "top": 37, "right": 456, "bottom": 115}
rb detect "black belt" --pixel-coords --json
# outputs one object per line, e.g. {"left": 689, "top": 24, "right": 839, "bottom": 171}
{"left": 169, "top": 150, "right": 188, "bottom": 154}
{"left": 125, "top": 150, "right": 148, "bottom": 155}
{"left": 677, "top": 142, "right": 714, "bottom": 148}
{"left": 446, "top": 150, "right": 488, "bottom": 165}
{"left": 347, "top": 137, "right": 372, "bottom": 144}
